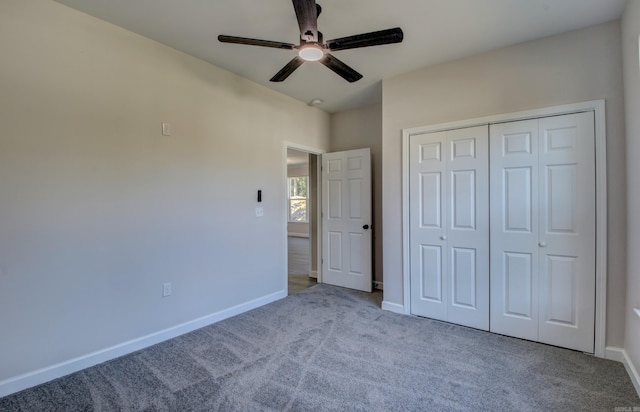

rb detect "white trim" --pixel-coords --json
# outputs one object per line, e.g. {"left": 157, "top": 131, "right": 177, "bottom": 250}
{"left": 605, "top": 347, "right": 640, "bottom": 397}
{"left": 593, "top": 99, "right": 607, "bottom": 358}
{"left": 0, "top": 290, "right": 286, "bottom": 398}
{"left": 373, "top": 281, "right": 384, "bottom": 290}
{"left": 402, "top": 100, "right": 605, "bottom": 136}
{"left": 623, "top": 351, "right": 640, "bottom": 397}
{"left": 402, "top": 128, "right": 412, "bottom": 315}
{"left": 310, "top": 270, "right": 318, "bottom": 279}
{"left": 401, "top": 100, "right": 608, "bottom": 356}
{"left": 382, "top": 300, "right": 406, "bottom": 314}
{"left": 314, "top": 154, "right": 323, "bottom": 284}
{"left": 605, "top": 346, "right": 626, "bottom": 362}
{"left": 284, "top": 142, "right": 326, "bottom": 156}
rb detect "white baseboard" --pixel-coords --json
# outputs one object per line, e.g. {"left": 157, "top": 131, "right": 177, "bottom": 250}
{"left": 381, "top": 300, "right": 406, "bottom": 314}
{"left": 287, "top": 232, "right": 309, "bottom": 238}
{"left": 0, "top": 290, "right": 287, "bottom": 398}
{"left": 605, "top": 346, "right": 640, "bottom": 397}
{"left": 310, "top": 270, "right": 318, "bottom": 279}
{"left": 373, "top": 281, "right": 383, "bottom": 290}
{"left": 605, "top": 346, "right": 625, "bottom": 362}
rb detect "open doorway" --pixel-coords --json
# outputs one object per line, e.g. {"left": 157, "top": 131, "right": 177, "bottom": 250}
{"left": 286, "top": 148, "right": 320, "bottom": 294}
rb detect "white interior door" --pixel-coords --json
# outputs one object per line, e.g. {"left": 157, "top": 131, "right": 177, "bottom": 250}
{"left": 489, "top": 119, "right": 540, "bottom": 341}
{"left": 322, "top": 148, "right": 372, "bottom": 292}
{"left": 537, "top": 113, "right": 595, "bottom": 352}
{"left": 409, "top": 126, "right": 489, "bottom": 330}
{"left": 490, "top": 112, "right": 595, "bottom": 353}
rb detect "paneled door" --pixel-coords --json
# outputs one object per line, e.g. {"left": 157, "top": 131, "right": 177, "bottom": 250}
{"left": 490, "top": 112, "right": 595, "bottom": 353}
{"left": 409, "top": 126, "right": 489, "bottom": 330}
{"left": 322, "top": 148, "right": 372, "bottom": 292}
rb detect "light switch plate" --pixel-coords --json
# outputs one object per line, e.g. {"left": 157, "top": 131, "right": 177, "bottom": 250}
{"left": 162, "top": 122, "right": 171, "bottom": 136}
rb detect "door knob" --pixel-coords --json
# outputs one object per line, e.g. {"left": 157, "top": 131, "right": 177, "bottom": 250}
{"left": 440, "top": 235, "right": 447, "bottom": 241}
{"left": 539, "top": 242, "right": 547, "bottom": 247}
{"left": 363, "top": 224, "right": 370, "bottom": 230}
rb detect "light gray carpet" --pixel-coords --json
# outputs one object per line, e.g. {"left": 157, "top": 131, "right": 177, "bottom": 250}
{"left": 1, "top": 284, "right": 638, "bottom": 411}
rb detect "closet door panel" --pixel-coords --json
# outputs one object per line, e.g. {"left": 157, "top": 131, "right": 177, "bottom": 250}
{"left": 410, "top": 126, "right": 489, "bottom": 331}
{"left": 410, "top": 132, "right": 448, "bottom": 322}
{"left": 537, "top": 112, "right": 595, "bottom": 353}
{"left": 503, "top": 251, "right": 534, "bottom": 319}
{"left": 490, "top": 119, "right": 540, "bottom": 341}
{"left": 503, "top": 167, "right": 533, "bottom": 232}
{"left": 446, "top": 126, "right": 489, "bottom": 330}
{"left": 451, "top": 247, "right": 477, "bottom": 308}
{"left": 490, "top": 113, "right": 596, "bottom": 353}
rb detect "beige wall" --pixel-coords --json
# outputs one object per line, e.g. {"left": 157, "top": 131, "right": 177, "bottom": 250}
{"left": 331, "top": 104, "right": 383, "bottom": 283}
{"left": 0, "top": 0, "right": 330, "bottom": 385}
{"left": 381, "top": 21, "right": 627, "bottom": 347}
{"left": 622, "top": 1, "right": 640, "bottom": 378}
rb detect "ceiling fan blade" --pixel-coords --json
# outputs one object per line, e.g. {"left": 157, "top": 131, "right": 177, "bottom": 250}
{"left": 292, "top": 0, "right": 318, "bottom": 42}
{"left": 218, "top": 35, "right": 295, "bottom": 50}
{"left": 270, "top": 57, "right": 305, "bottom": 82}
{"left": 319, "top": 54, "right": 363, "bottom": 83}
{"left": 325, "top": 27, "right": 404, "bottom": 52}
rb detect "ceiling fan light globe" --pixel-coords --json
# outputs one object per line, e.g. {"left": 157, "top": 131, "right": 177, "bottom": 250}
{"left": 298, "top": 45, "right": 324, "bottom": 61}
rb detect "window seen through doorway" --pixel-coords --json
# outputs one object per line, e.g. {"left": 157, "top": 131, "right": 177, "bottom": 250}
{"left": 288, "top": 176, "right": 308, "bottom": 222}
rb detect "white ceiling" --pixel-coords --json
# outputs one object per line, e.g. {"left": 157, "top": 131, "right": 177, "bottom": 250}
{"left": 53, "top": 0, "right": 627, "bottom": 113}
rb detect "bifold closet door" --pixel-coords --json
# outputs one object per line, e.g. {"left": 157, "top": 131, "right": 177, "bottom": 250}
{"left": 489, "top": 112, "right": 595, "bottom": 353}
{"left": 409, "top": 126, "right": 489, "bottom": 331}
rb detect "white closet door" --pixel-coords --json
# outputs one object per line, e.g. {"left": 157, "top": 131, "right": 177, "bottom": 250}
{"left": 537, "top": 113, "right": 595, "bottom": 353}
{"left": 410, "top": 131, "right": 448, "bottom": 322}
{"left": 490, "top": 112, "right": 595, "bottom": 353}
{"left": 410, "top": 126, "right": 489, "bottom": 330}
{"left": 446, "top": 127, "right": 490, "bottom": 329}
{"left": 489, "top": 119, "right": 540, "bottom": 341}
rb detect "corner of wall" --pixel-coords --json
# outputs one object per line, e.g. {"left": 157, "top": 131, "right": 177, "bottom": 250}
{"left": 381, "top": 300, "right": 406, "bottom": 314}
{"left": 605, "top": 347, "right": 640, "bottom": 397}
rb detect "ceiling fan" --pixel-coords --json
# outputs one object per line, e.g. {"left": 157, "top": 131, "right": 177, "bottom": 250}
{"left": 218, "top": 0, "right": 404, "bottom": 83}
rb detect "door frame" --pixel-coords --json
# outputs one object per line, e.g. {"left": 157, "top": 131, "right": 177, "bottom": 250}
{"left": 401, "top": 100, "right": 608, "bottom": 357}
{"left": 284, "top": 142, "right": 325, "bottom": 292}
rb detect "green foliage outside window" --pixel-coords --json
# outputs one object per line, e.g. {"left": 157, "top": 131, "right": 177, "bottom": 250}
{"left": 288, "top": 176, "right": 308, "bottom": 222}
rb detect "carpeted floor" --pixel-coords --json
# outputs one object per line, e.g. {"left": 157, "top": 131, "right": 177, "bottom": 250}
{"left": 1, "top": 284, "right": 638, "bottom": 411}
